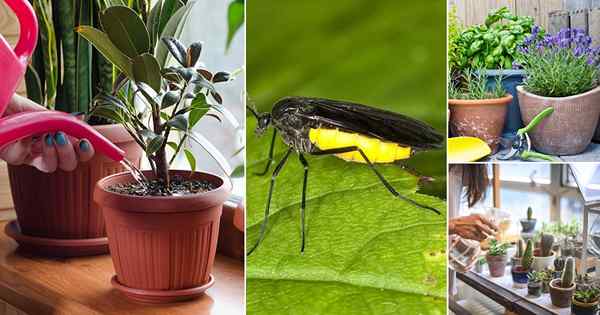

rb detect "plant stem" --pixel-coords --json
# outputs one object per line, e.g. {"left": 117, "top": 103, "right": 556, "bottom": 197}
{"left": 169, "top": 134, "right": 188, "bottom": 165}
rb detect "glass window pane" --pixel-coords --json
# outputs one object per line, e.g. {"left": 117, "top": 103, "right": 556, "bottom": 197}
{"left": 499, "top": 164, "right": 551, "bottom": 183}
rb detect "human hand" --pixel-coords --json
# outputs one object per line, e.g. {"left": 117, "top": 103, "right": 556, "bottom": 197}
{"left": 0, "top": 95, "right": 95, "bottom": 172}
{"left": 449, "top": 214, "right": 498, "bottom": 241}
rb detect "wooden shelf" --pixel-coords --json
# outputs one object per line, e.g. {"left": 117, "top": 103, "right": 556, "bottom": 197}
{"left": 0, "top": 220, "right": 244, "bottom": 315}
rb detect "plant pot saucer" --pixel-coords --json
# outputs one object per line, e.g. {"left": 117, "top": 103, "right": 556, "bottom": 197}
{"left": 4, "top": 220, "right": 109, "bottom": 257}
{"left": 111, "top": 274, "right": 215, "bottom": 304}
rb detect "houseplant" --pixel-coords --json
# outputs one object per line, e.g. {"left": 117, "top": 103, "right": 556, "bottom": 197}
{"left": 6, "top": 0, "right": 193, "bottom": 256}
{"left": 448, "top": 68, "right": 511, "bottom": 151}
{"left": 512, "top": 239, "right": 533, "bottom": 288}
{"left": 554, "top": 255, "right": 566, "bottom": 279}
{"left": 527, "top": 270, "right": 544, "bottom": 297}
{"left": 540, "top": 269, "right": 552, "bottom": 293}
{"left": 550, "top": 256, "right": 577, "bottom": 308}
{"left": 486, "top": 238, "right": 509, "bottom": 277}
{"left": 533, "top": 232, "right": 555, "bottom": 271}
{"left": 83, "top": 4, "right": 235, "bottom": 302}
{"left": 520, "top": 206, "right": 536, "bottom": 233}
{"left": 572, "top": 286, "right": 600, "bottom": 315}
{"left": 511, "top": 238, "right": 524, "bottom": 267}
{"left": 516, "top": 28, "right": 600, "bottom": 155}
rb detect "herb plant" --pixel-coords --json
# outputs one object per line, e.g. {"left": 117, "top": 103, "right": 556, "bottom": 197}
{"left": 449, "top": 68, "right": 506, "bottom": 100}
{"left": 77, "top": 6, "right": 232, "bottom": 189}
{"left": 518, "top": 28, "right": 600, "bottom": 97}
{"left": 448, "top": 5, "right": 464, "bottom": 74}
{"left": 488, "top": 238, "right": 509, "bottom": 256}
{"left": 452, "top": 7, "right": 541, "bottom": 70}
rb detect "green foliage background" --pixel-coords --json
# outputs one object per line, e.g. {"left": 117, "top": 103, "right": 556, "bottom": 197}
{"left": 247, "top": 1, "right": 447, "bottom": 314}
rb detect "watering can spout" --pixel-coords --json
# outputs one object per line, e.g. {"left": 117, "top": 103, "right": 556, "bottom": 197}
{"left": 5, "top": 0, "right": 38, "bottom": 59}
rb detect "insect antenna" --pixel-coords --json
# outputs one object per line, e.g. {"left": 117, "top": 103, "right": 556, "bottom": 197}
{"left": 247, "top": 105, "right": 260, "bottom": 119}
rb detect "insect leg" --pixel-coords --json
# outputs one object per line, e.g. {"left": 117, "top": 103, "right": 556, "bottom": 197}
{"left": 396, "top": 161, "right": 435, "bottom": 185}
{"left": 298, "top": 154, "right": 309, "bottom": 253}
{"left": 247, "top": 147, "right": 294, "bottom": 256}
{"left": 312, "top": 147, "right": 440, "bottom": 215}
{"left": 255, "top": 129, "right": 278, "bottom": 176}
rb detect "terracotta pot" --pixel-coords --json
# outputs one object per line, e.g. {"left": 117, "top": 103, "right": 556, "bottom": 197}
{"left": 572, "top": 298, "right": 599, "bottom": 315}
{"left": 485, "top": 253, "right": 507, "bottom": 277}
{"left": 549, "top": 278, "right": 576, "bottom": 308}
{"left": 448, "top": 94, "right": 512, "bottom": 151}
{"left": 517, "top": 85, "right": 600, "bottom": 155}
{"left": 94, "top": 170, "right": 231, "bottom": 304}
{"left": 6, "top": 124, "right": 142, "bottom": 257}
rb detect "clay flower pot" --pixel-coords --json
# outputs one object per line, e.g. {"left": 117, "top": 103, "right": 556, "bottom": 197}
{"left": 94, "top": 170, "right": 231, "bottom": 304}
{"left": 448, "top": 94, "right": 512, "bottom": 151}
{"left": 511, "top": 265, "right": 529, "bottom": 288}
{"left": 485, "top": 253, "right": 507, "bottom": 277}
{"left": 549, "top": 278, "right": 576, "bottom": 308}
{"left": 532, "top": 251, "right": 555, "bottom": 271}
{"left": 517, "top": 85, "right": 600, "bottom": 155}
{"left": 6, "top": 124, "right": 142, "bottom": 257}
{"left": 572, "top": 298, "right": 599, "bottom": 315}
{"left": 528, "top": 280, "right": 542, "bottom": 297}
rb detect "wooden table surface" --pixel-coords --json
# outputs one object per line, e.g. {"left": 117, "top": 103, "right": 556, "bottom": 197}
{"left": 0, "top": 220, "right": 244, "bottom": 315}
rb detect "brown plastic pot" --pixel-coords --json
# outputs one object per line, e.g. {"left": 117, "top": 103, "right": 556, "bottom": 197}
{"left": 517, "top": 85, "right": 600, "bottom": 155}
{"left": 448, "top": 94, "right": 512, "bottom": 151}
{"left": 6, "top": 124, "right": 142, "bottom": 257}
{"left": 94, "top": 170, "right": 231, "bottom": 304}
{"left": 549, "top": 278, "right": 576, "bottom": 308}
{"left": 485, "top": 253, "right": 507, "bottom": 277}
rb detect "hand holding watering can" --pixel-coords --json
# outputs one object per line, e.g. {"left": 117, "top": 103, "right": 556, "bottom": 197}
{"left": 0, "top": 0, "right": 124, "bottom": 172}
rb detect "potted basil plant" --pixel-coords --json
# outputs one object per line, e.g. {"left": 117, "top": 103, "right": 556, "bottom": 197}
{"left": 79, "top": 6, "right": 234, "bottom": 303}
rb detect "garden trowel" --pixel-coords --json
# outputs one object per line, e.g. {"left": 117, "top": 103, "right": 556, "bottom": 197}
{"left": 499, "top": 107, "right": 555, "bottom": 161}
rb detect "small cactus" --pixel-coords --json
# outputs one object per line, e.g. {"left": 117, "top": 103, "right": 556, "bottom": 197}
{"left": 554, "top": 256, "right": 565, "bottom": 271}
{"left": 527, "top": 206, "right": 533, "bottom": 220}
{"left": 540, "top": 233, "right": 554, "bottom": 257}
{"left": 561, "top": 257, "right": 575, "bottom": 288}
{"left": 522, "top": 239, "right": 534, "bottom": 270}
{"left": 516, "top": 239, "right": 524, "bottom": 258}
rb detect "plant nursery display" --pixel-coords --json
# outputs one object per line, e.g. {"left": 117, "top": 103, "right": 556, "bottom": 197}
{"left": 448, "top": 69, "right": 511, "bottom": 151}
{"left": 486, "top": 238, "right": 509, "bottom": 277}
{"left": 516, "top": 27, "right": 600, "bottom": 155}
{"left": 512, "top": 239, "right": 534, "bottom": 288}
{"left": 549, "top": 256, "right": 577, "bottom": 308}
{"left": 246, "top": 97, "right": 444, "bottom": 255}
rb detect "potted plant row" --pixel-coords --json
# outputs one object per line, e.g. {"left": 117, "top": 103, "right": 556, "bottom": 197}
{"left": 516, "top": 28, "right": 600, "bottom": 155}
{"left": 448, "top": 69, "right": 511, "bottom": 151}
{"left": 78, "top": 5, "right": 234, "bottom": 303}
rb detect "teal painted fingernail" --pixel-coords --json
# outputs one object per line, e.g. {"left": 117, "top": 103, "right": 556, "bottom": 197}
{"left": 79, "top": 140, "right": 90, "bottom": 152}
{"left": 54, "top": 132, "right": 67, "bottom": 146}
{"left": 45, "top": 134, "right": 54, "bottom": 146}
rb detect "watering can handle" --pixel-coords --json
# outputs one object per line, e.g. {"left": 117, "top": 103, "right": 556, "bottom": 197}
{"left": 5, "top": 0, "right": 38, "bottom": 59}
{"left": 517, "top": 107, "right": 554, "bottom": 136}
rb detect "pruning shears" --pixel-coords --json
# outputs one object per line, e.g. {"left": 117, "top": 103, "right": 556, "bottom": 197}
{"left": 499, "top": 107, "right": 556, "bottom": 161}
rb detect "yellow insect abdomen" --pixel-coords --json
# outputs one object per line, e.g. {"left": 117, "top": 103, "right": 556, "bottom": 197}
{"left": 309, "top": 128, "right": 411, "bottom": 163}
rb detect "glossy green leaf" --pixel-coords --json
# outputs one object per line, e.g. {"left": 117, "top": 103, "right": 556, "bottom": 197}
{"left": 246, "top": 119, "right": 446, "bottom": 314}
{"left": 100, "top": 5, "right": 150, "bottom": 58}
{"left": 133, "top": 53, "right": 162, "bottom": 91}
{"left": 161, "top": 37, "right": 187, "bottom": 66}
{"left": 189, "top": 93, "right": 210, "bottom": 128}
{"left": 76, "top": 26, "right": 134, "bottom": 77}
{"left": 226, "top": 0, "right": 244, "bottom": 49}
{"left": 146, "top": 134, "right": 165, "bottom": 155}
{"left": 230, "top": 164, "right": 244, "bottom": 177}
{"left": 166, "top": 114, "right": 189, "bottom": 130}
{"left": 183, "top": 148, "right": 196, "bottom": 173}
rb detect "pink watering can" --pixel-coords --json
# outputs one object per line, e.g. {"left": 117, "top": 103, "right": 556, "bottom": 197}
{"left": 0, "top": 0, "right": 124, "bottom": 161}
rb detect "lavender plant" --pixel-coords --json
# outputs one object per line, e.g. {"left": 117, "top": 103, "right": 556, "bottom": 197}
{"left": 517, "top": 27, "right": 600, "bottom": 97}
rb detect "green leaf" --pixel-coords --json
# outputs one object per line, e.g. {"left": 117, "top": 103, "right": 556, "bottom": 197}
{"left": 189, "top": 94, "right": 210, "bottom": 127}
{"left": 183, "top": 148, "right": 196, "bottom": 173}
{"left": 76, "top": 26, "right": 134, "bottom": 77}
{"left": 226, "top": 0, "right": 244, "bottom": 50}
{"left": 146, "top": 134, "right": 165, "bottom": 155}
{"left": 230, "top": 164, "right": 244, "bottom": 177}
{"left": 133, "top": 53, "right": 162, "bottom": 91}
{"left": 161, "top": 37, "right": 187, "bottom": 66}
{"left": 166, "top": 141, "right": 178, "bottom": 152}
{"left": 246, "top": 118, "right": 446, "bottom": 314}
{"left": 100, "top": 5, "right": 150, "bottom": 58}
{"left": 166, "top": 114, "right": 189, "bottom": 130}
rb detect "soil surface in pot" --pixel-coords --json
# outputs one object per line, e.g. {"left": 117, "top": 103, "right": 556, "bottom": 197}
{"left": 108, "top": 175, "right": 215, "bottom": 196}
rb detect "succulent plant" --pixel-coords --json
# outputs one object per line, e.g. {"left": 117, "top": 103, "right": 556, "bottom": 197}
{"left": 488, "top": 239, "right": 509, "bottom": 256}
{"left": 574, "top": 287, "right": 600, "bottom": 304}
{"left": 527, "top": 206, "right": 533, "bottom": 220}
{"left": 528, "top": 270, "right": 544, "bottom": 283}
{"left": 515, "top": 239, "right": 524, "bottom": 258}
{"left": 539, "top": 233, "right": 554, "bottom": 257}
{"left": 522, "top": 239, "right": 534, "bottom": 270}
{"left": 560, "top": 257, "right": 575, "bottom": 288}
{"left": 554, "top": 256, "right": 565, "bottom": 271}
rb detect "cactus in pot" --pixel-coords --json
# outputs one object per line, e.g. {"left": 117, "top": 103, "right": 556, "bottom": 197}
{"left": 533, "top": 233, "right": 555, "bottom": 271}
{"left": 550, "top": 257, "right": 577, "bottom": 308}
{"left": 520, "top": 206, "right": 537, "bottom": 233}
{"left": 511, "top": 239, "right": 524, "bottom": 267}
{"left": 554, "top": 256, "right": 566, "bottom": 279}
{"left": 512, "top": 239, "right": 533, "bottom": 288}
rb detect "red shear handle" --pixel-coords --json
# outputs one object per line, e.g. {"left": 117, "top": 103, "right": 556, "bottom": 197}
{"left": 5, "top": 0, "right": 38, "bottom": 59}
{"left": 0, "top": 111, "right": 125, "bottom": 161}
